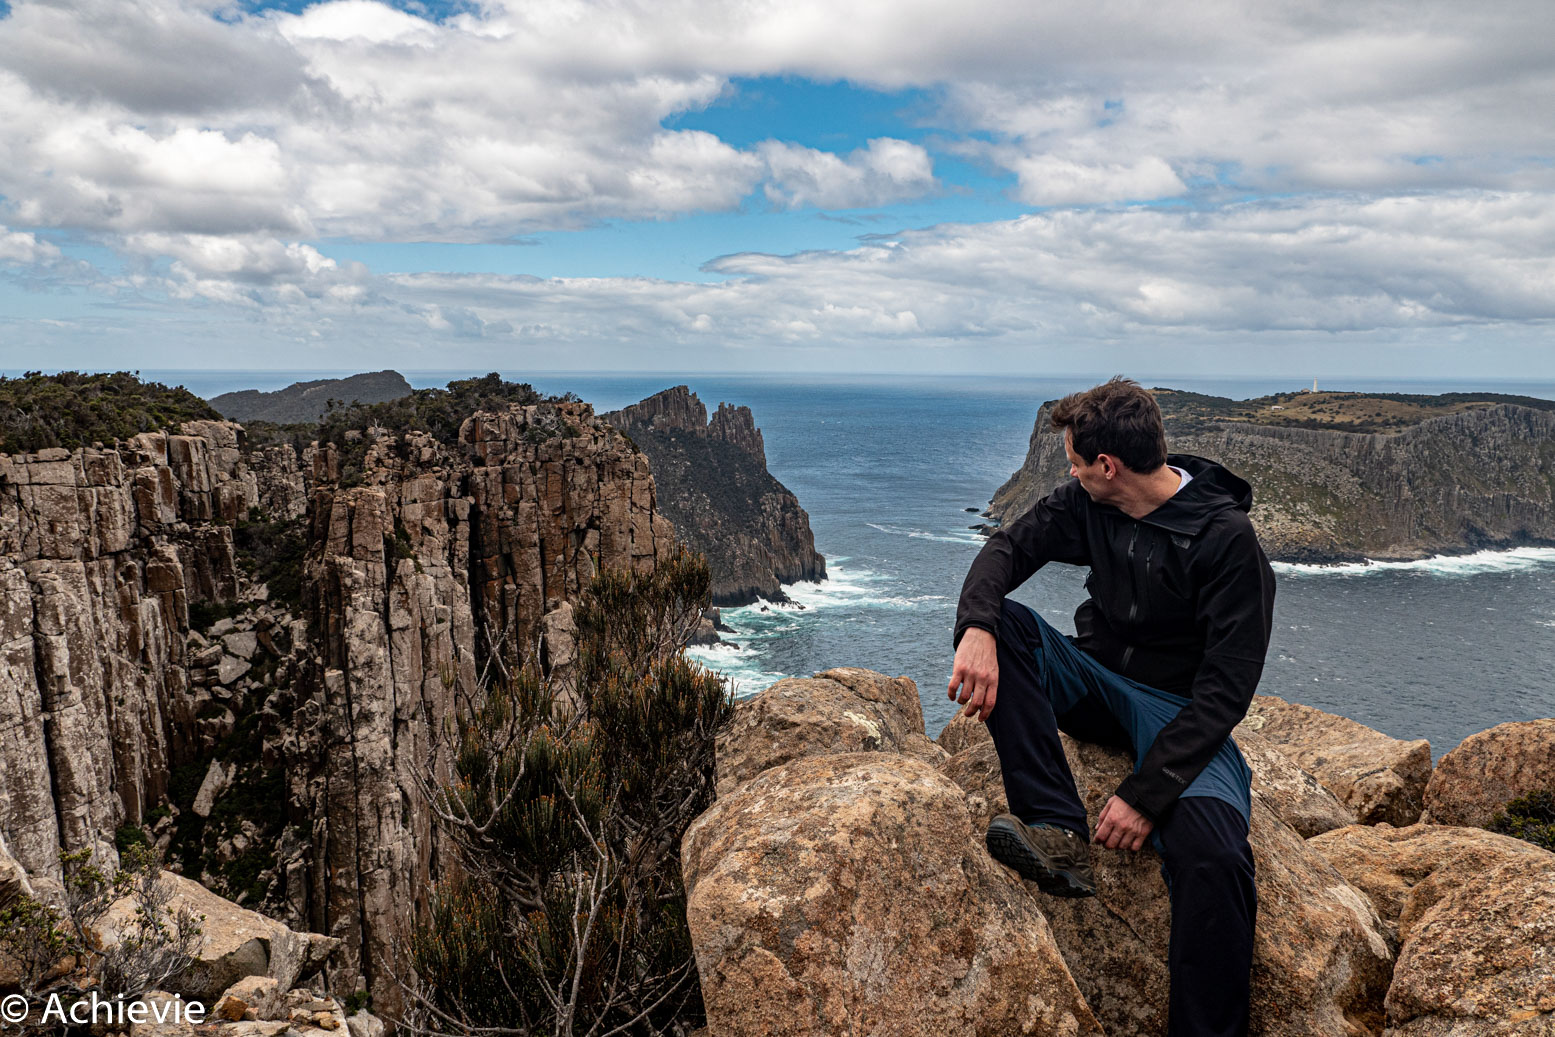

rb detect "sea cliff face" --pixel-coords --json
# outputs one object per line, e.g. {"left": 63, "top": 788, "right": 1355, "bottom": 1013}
{"left": 989, "top": 400, "right": 1555, "bottom": 562}
{"left": 602, "top": 386, "right": 826, "bottom": 604}
{"left": 0, "top": 400, "right": 675, "bottom": 1017}
{"left": 0, "top": 422, "right": 293, "bottom": 883}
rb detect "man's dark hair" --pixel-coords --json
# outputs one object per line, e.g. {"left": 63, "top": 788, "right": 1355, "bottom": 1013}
{"left": 1050, "top": 376, "right": 1168, "bottom": 472}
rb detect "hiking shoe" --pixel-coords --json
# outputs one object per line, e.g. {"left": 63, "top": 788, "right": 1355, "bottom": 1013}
{"left": 985, "top": 814, "right": 1097, "bottom": 898}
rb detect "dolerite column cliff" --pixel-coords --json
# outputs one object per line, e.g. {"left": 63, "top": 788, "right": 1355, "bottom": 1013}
{"left": 278, "top": 400, "right": 675, "bottom": 1014}
{"left": 601, "top": 386, "right": 825, "bottom": 605}
{"left": 0, "top": 422, "right": 303, "bottom": 882}
{"left": 989, "top": 401, "right": 1555, "bottom": 563}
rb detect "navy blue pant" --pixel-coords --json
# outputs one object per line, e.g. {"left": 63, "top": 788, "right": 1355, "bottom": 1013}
{"left": 986, "top": 599, "right": 1257, "bottom": 1037}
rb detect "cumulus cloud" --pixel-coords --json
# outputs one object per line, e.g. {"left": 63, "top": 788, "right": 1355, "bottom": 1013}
{"left": 0, "top": 227, "right": 62, "bottom": 267}
{"left": 72, "top": 192, "right": 1549, "bottom": 361}
{"left": 1, "top": 0, "right": 1553, "bottom": 370}
{"left": 1010, "top": 155, "right": 1186, "bottom": 206}
{"left": 2, "top": 0, "right": 1551, "bottom": 246}
{"left": 760, "top": 138, "right": 936, "bottom": 209}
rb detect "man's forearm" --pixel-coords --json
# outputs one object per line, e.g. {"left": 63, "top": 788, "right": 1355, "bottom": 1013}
{"left": 1113, "top": 656, "right": 1263, "bottom": 820}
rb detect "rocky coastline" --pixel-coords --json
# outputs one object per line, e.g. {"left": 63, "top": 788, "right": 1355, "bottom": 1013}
{"left": 601, "top": 386, "right": 826, "bottom": 606}
{"left": 4, "top": 378, "right": 1552, "bottom": 1036}
{"left": 987, "top": 392, "right": 1555, "bottom": 564}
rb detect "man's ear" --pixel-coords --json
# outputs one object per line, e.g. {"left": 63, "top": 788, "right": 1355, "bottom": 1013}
{"left": 1098, "top": 453, "right": 1117, "bottom": 479}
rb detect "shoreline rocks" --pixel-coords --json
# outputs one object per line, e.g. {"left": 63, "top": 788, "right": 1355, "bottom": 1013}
{"left": 601, "top": 386, "right": 826, "bottom": 606}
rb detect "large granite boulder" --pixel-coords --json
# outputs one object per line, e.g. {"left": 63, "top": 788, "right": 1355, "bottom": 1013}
{"left": 716, "top": 667, "right": 945, "bottom": 796}
{"left": 1311, "top": 824, "right": 1555, "bottom": 1036}
{"left": 1384, "top": 855, "right": 1555, "bottom": 1036}
{"left": 1238, "top": 730, "right": 1356, "bottom": 838}
{"left": 683, "top": 752, "right": 1103, "bottom": 1037}
{"left": 940, "top": 737, "right": 1394, "bottom": 1037}
{"left": 1308, "top": 823, "right": 1552, "bottom": 941}
{"left": 1235, "top": 695, "right": 1432, "bottom": 826}
{"left": 1421, "top": 718, "right": 1555, "bottom": 828}
{"left": 94, "top": 872, "right": 338, "bottom": 1003}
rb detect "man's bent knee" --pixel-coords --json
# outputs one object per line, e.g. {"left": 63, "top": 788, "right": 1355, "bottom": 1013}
{"left": 996, "top": 598, "right": 1042, "bottom": 651}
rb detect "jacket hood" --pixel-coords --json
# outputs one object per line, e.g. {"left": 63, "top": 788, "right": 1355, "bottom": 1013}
{"left": 1138, "top": 454, "right": 1254, "bottom": 535}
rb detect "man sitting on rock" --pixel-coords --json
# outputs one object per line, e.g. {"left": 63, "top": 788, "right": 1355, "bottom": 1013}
{"left": 949, "top": 376, "right": 1275, "bottom": 1037}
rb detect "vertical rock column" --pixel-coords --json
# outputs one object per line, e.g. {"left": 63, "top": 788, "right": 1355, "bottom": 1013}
{"left": 291, "top": 404, "right": 671, "bottom": 1016}
{"left": 0, "top": 426, "right": 282, "bottom": 881}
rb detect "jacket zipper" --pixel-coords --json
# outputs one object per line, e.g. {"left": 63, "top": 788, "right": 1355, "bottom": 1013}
{"left": 1122, "top": 522, "right": 1140, "bottom": 674}
{"left": 1126, "top": 523, "right": 1140, "bottom": 623}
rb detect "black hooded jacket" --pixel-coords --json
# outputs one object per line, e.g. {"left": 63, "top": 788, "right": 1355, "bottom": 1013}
{"left": 954, "top": 454, "right": 1276, "bottom": 822}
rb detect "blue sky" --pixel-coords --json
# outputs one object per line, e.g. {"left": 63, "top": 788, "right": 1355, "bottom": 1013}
{"left": 1, "top": 0, "right": 1553, "bottom": 377}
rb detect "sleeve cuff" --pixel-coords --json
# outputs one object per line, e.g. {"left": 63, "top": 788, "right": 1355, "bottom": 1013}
{"left": 1113, "top": 775, "right": 1171, "bottom": 824}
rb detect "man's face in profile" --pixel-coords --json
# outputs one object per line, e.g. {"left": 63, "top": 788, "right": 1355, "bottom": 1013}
{"left": 1063, "top": 428, "right": 1115, "bottom": 504}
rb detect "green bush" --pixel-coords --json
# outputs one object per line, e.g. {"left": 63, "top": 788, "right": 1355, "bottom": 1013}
{"left": 407, "top": 547, "right": 731, "bottom": 1036}
{"left": 233, "top": 510, "right": 307, "bottom": 610}
{"left": 0, "top": 371, "right": 220, "bottom": 452}
{"left": 0, "top": 845, "right": 202, "bottom": 1016}
{"left": 1487, "top": 790, "right": 1555, "bottom": 853}
{"left": 114, "top": 823, "right": 150, "bottom": 855}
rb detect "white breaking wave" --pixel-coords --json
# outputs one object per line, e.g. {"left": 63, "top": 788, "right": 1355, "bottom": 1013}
{"left": 1274, "top": 547, "right": 1555, "bottom": 578}
{"left": 718, "top": 562, "right": 946, "bottom": 614}
{"left": 866, "top": 522, "right": 986, "bottom": 546}
{"left": 689, "top": 559, "right": 950, "bottom": 695}
{"left": 684, "top": 642, "right": 790, "bottom": 699}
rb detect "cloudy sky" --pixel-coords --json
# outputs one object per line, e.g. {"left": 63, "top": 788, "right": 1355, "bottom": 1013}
{"left": 1, "top": 0, "right": 1553, "bottom": 377}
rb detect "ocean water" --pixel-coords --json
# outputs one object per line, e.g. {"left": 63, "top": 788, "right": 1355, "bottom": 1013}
{"left": 133, "top": 369, "right": 1555, "bottom": 757}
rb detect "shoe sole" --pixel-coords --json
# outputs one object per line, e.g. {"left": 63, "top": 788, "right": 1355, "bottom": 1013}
{"left": 986, "top": 820, "right": 1097, "bottom": 898}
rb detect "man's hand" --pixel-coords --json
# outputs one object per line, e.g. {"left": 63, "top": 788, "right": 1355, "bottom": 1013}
{"left": 948, "top": 628, "right": 999, "bottom": 721}
{"left": 1094, "top": 796, "right": 1153, "bottom": 851}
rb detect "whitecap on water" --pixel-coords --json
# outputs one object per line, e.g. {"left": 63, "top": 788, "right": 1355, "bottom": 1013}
{"left": 1273, "top": 547, "right": 1555, "bottom": 578}
{"left": 866, "top": 522, "right": 986, "bottom": 546}
{"left": 689, "top": 560, "right": 950, "bottom": 693}
{"left": 714, "top": 562, "right": 946, "bottom": 617}
{"left": 684, "top": 642, "right": 789, "bottom": 699}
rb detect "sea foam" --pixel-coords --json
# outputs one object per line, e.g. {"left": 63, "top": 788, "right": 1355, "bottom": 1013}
{"left": 1273, "top": 546, "right": 1555, "bottom": 578}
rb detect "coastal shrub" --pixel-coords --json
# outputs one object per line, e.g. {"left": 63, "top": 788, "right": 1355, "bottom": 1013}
{"left": 0, "top": 845, "right": 201, "bottom": 1019}
{"left": 317, "top": 372, "right": 548, "bottom": 448}
{"left": 407, "top": 546, "right": 731, "bottom": 1037}
{"left": 233, "top": 510, "right": 308, "bottom": 610}
{"left": 1487, "top": 790, "right": 1555, "bottom": 853}
{"left": 0, "top": 371, "right": 220, "bottom": 452}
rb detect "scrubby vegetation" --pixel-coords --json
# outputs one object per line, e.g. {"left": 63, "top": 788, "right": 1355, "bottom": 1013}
{"left": 316, "top": 373, "right": 559, "bottom": 447}
{"left": 406, "top": 547, "right": 732, "bottom": 1036}
{"left": 0, "top": 371, "right": 221, "bottom": 452}
{"left": 0, "top": 844, "right": 202, "bottom": 1020}
{"left": 1487, "top": 790, "right": 1555, "bottom": 853}
{"left": 1153, "top": 387, "right": 1555, "bottom": 436}
{"left": 160, "top": 703, "right": 290, "bottom": 909}
{"left": 234, "top": 507, "right": 308, "bottom": 611}
{"left": 286, "top": 372, "right": 579, "bottom": 487}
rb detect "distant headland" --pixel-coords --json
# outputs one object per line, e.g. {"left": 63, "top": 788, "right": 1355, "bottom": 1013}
{"left": 988, "top": 387, "right": 1555, "bottom": 564}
